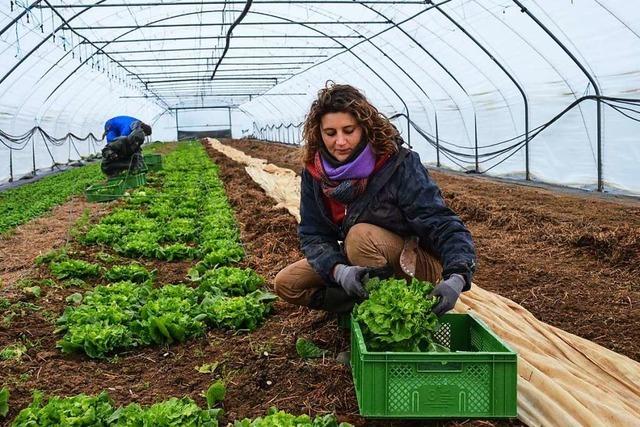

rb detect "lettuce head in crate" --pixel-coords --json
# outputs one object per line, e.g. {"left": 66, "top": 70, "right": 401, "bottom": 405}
{"left": 354, "top": 277, "right": 449, "bottom": 352}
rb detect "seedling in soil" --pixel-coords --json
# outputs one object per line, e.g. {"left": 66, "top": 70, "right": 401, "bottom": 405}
{"left": 2, "top": 301, "right": 41, "bottom": 327}
{"left": 49, "top": 259, "right": 102, "bottom": 280}
{"left": 0, "top": 387, "right": 9, "bottom": 418}
{"left": 196, "top": 361, "right": 220, "bottom": 374}
{"left": 204, "top": 380, "right": 226, "bottom": 408}
{"left": 62, "top": 278, "right": 89, "bottom": 289}
{"left": 65, "top": 293, "right": 83, "bottom": 305}
{"left": 0, "top": 343, "right": 27, "bottom": 361}
{"left": 35, "top": 247, "right": 71, "bottom": 266}
{"left": 95, "top": 252, "right": 118, "bottom": 264}
{"left": 296, "top": 338, "right": 328, "bottom": 359}
{"left": 22, "top": 286, "right": 41, "bottom": 299}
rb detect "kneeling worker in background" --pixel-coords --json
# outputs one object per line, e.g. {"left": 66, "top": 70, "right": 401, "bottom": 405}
{"left": 274, "top": 83, "right": 476, "bottom": 316}
{"left": 101, "top": 116, "right": 152, "bottom": 178}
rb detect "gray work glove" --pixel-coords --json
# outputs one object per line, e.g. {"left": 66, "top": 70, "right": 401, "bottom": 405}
{"left": 333, "top": 264, "right": 370, "bottom": 299}
{"left": 429, "top": 274, "right": 466, "bottom": 316}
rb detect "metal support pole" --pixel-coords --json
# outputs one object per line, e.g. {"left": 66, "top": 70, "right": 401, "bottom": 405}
{"left": 474, "top": 118, "right": 479, "bottom": 173}
{"left": 512, "top": 0, "right": 602, "bottom": 191}
{"left": 436, "top": 4, "right": 528, "bottom": 178}
{"left": 9, "top": 147, "right": 14, "bottom": 182}
{"left": 175, "top": 110, "right": 179, "bottom": 141}
{"left": 32, "top": 135, "right": 37, "bottom": 175}
{"left": 228, "top": 107, "right": 232, "bottom": 137}
{"left": 406, "top": 114, "right": 411, "bottom": 148}
{"left": 435, "top": 112, "right": 440, "bottom": 167}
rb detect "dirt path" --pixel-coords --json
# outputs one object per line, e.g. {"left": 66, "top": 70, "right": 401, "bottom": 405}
{"left": 220, "top": 138, "right": 640, "bottom": 362}
{"left": 0, "top": 198, "right": 112, "bottom": 289}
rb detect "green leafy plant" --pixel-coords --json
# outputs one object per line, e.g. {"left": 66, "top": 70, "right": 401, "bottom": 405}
{"left": 65, "top": 293, "right": 83, "bottom": 305}
{"left": 81, "top": 143, "right": 245, "bottom": 268}
{"left": 70, "top": 208, "right": 91, "bottom": 239}
{"left": 95, "top": 252, "right": 117, "bottom": 263}
{"left": 295, "top": 338, "right": 327, "bottom": 359}
{"left": 34, "top": 248, "right": 70, "bottom": 266}
{"left": 0, "top": 387, "right": 9, "bottom": 418}
{"left": 22, "top": 286, "right": 41, "bottom": 299}
{"left": 101, "top": 209, "right": 141, "bottom": 226}
{"left": 196, "top": 361, "right": 220, "bottom": 374}
{"left": 0, "top": 343, "right": 27, "bottom": 361}
{"left": 136, "top": 285, "right": 205, "bottom": 345}
{"left": 200, "top": 241, "right": 244, "bottom": 267}
{"left": 157, "top": 243, "right": 198, "bottom": 261}
{"left": 355, "top": 277, "right": 447, "bottom": 352}
{"left": 205, "top": 380, "right": 226, "bottom": 409}
{"left": 113, "top": 231, "right": 162, "bottom": 258}
{"left": 56, "top": 281, "right": 151, "bottom": 358}
{"left": 107, "top": 397, "right": 222, "bottom": 426}
{"left": 49, "top": 259, "right": 102, "bottom": 280}
{"left": 195, "top": 267, "right": 264, "bottom": 297}
{"left": 162, "top": 218, "right": 198, "bottom": 242}
{"left": 234, "top": 407, "right": 352, "bottom": 427}
{"left": 81, "top": 223, "right": 124, "bottom": 245}
{"left": 11, "top": 391, "right": 114, "bottom": 426}
{"left": 104, "top": 263, "right": 154, "bottom": 283}
{"left": 62, "top": 278, "right": 89, "bottom": 289}
{"left": 199, "top": 292, "right": 272, "bottom": 331}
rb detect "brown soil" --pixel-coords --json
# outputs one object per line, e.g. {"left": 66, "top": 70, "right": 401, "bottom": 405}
{"left": 220, "top": 138, "right": 640, "bottom": 362}
{"left": 2, "top": 142, "right": 515, "bottom": 426}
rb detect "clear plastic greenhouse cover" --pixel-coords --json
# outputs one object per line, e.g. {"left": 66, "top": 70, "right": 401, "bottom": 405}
{"left": 1, "top": 0, "right": 639, "bottom": 195}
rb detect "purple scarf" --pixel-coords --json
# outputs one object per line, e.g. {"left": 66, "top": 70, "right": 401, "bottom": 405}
{"left": 321, "top": 143, "right": 376, "bottom": 180}
{"left": 310, "top": 143, "right": 377, "bottom": 204}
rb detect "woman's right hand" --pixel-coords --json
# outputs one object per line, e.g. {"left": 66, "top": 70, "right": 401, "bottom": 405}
{"left": 333, "top": 264, "right": 369, "bottom": 299}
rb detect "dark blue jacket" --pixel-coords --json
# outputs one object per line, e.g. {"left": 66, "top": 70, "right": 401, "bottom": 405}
{"left": 104, "top": 116, "right": 140, "bottom": 143}
{"left": 299, "top": 146, "right": 476, "bottom": 290}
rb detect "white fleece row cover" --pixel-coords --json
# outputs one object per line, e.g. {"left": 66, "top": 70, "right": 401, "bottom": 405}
{"left": 1, "top": 1, "right": 639, "bottom": 194}
{"left": 206, "top": 137, "right": 640, "bottom": 427}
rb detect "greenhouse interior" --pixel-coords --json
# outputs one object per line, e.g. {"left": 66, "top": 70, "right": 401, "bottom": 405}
{"left": 1, "top": 0, "right": 639, "bottom": 426}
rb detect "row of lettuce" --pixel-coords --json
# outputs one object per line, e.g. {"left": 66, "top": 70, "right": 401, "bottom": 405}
{"left": 45, "top": 142, "right": 274, "bottom": 359}
{"left": 0, "top": 386, "right": 351, "bottom": 426}
{"left": 0, "top": 163, "right": 103, "bottom": 235}
{"left": 80, "top": 144, "right": 243, "bottom": 264}
{"left": 1, "top": 142, "right": 311, "bottom": 424}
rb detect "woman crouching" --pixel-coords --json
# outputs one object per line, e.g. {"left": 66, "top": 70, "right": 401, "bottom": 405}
{"left": 274, "top": 83, "right": 476, "bottom": 316}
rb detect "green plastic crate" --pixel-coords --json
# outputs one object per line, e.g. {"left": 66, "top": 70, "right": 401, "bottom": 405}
{"left": 143, "top": 153, "right": 163, "bottom": 172}
{"left": 351, "top": 313, "right": 517, "bottom": 419}
{"left": 108, "top": 172, "right": 146, "bottom": 189}
{"left": 85, "top": 181, "right": 125, "bottom": 202}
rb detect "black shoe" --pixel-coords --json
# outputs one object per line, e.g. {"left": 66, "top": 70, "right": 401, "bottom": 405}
{"left": 308, "top": 286, "right": 359, "bottom": 314}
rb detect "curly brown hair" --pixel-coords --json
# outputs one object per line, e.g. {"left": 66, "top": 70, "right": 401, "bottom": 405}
{"left": 301, "top": 83, "right": 399, "bottom": 165}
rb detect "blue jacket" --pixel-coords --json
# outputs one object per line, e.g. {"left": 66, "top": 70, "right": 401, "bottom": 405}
{"left": 104, "top": 116, "right": 140, "bottom": 143}
{"left": 299, "top": 146, "right": 476, "bottom": 290}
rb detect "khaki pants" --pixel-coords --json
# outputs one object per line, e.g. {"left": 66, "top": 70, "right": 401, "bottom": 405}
{"left": 274, "top": 223, "right": 443, "bottom": 306}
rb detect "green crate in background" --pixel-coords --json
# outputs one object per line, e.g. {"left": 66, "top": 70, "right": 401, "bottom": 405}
{"left": 143, "top": 153, "right": 163, "bottom": 172}
{"left": 108, "top": 172, "right": 146, "bottom": 189}
{"left": 351, "top": 313, "right": 517, "bottom": 419}
{"left": 85, "top": 181, "right": 125, "bottom": 202}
